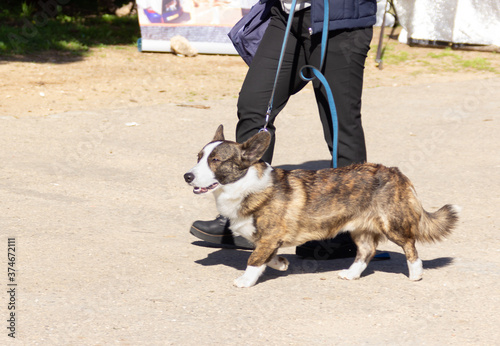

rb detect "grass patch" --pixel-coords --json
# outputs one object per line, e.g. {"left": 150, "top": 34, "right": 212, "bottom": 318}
{"left": 385, "top": 49, "right": 411, "bottom": 65}
{"left": 427, "top": 48, "right": 460, "bottom": 59}
{"left": 389, "top": 50, "right": 410, "bottom": 64}
{"left": 0, "top": 8, "right": 140, "bottom": 56}
{"left": 427, "top": 48, "right": 497, "bottom": 73}
{"left": 460, "top": 57, "right": 495, "bottom": 72}
{"left": 373, "top": 40, "right": 498, "bottom": 74}
{"left": 375, "top": 43, "right": 413, "bottom": 65}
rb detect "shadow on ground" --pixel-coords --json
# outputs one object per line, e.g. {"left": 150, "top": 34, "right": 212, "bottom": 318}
{"left": 193, "top": 243, "right": 454, "bottom": 283}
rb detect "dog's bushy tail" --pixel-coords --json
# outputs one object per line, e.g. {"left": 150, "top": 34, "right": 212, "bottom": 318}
{"left": 417, "top": 204, "right": 461, "bottom": 242}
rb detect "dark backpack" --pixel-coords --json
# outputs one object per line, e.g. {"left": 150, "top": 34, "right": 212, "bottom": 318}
{"left": 227, "top": 0, "right": 276, "bottom": 66}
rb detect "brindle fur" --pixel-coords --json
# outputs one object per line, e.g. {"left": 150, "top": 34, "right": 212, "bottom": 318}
{"left": 188, "top": 125, "right": 459, "bottom": 286}
{"left": 243, "top": 163, "right": 456, "bottom": 266}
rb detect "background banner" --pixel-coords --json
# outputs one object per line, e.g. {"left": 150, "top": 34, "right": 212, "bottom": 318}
{"left": 136, "top": 0, "right": 255, "bottom": 54}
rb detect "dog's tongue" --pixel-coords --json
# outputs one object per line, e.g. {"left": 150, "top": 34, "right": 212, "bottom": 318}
{"left": 193, "top": 183, "right": 219, "bottom": 194}
{"left": 193, "top": 187, "right": 208, "bottom": 194}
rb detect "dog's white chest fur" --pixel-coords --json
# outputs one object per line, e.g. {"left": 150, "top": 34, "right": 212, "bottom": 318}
{"left": 214, "top": 164, "right": 273, "bottom": 240}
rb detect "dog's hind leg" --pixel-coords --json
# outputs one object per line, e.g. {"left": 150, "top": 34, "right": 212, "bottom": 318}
{"left": 386, "top": 231, "right": 423, "bottom": 281}
{"left": 403, "top": 239, "right": 422, "bottom": 281}
{"left": 338, "top": 232, "right": 379, "bottom": 280}
{"left": 267, "top": 255, "right": 289, "bottom": 271}
{"left": 234, "top": 240, "right": 284, "bottom": 288}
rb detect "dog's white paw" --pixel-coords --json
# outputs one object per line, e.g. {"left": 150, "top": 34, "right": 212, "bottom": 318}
{"left": 233, "top": 265, "right": 266, "bottom": 288}
{"left": 338, "top": 269, "right": 360, "bottom": 280}
{"left": 338, "top": 261, "right": 367, "bottom": 280}
{"left": 233, "top": 275, "right": 257, "bottom": 288}
{"left": 408, "top": 259, "right": 423, "bottom": 281}
{"left": 267, "top": 256, "right": 289, "bottom": 271}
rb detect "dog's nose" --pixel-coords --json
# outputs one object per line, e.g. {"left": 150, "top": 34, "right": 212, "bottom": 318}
{"left": 184, "top": 172, "right": 195, "bottom": 183}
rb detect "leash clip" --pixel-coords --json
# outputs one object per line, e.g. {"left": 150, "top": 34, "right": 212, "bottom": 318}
{"left": 259, "top": 106, "right": 272, "bottom": 133}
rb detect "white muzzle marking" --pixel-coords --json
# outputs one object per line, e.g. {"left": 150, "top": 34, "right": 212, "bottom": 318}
{"left": 186, "top": 141, "right": 222, "bottom": 194}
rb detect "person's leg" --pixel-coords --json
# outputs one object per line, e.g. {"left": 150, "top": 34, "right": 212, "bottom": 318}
{"left": 236, "top": 5, "right": 308, "bottom": 163}
{"left": 310, "top": 27, "right": 373, "bottom": 167}
{"left": 295, "top": 23, "right": 373, "bottom": 260}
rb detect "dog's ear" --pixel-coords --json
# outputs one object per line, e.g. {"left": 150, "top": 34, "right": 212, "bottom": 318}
{"left": 241, "top": 131, "right": 271, "bottom": 165}
{"left": 212, "top": 125, "right": 225, "bottom": 141}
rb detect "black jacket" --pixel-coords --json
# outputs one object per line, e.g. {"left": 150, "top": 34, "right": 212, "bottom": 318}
{"left": 263, "top": 0, "right": 377, "bottom": 34}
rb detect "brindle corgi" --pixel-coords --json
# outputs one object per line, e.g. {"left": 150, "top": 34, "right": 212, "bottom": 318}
{"left": 184, "top": 125, "right": 460, "bottom": 287}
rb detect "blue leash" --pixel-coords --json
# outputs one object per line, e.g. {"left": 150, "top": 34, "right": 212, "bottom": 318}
{"left": 261, "top": 0, "right": 298, "bottom": 133}
{"left": 261, "top": 0, "right": 339, "bottom": 169}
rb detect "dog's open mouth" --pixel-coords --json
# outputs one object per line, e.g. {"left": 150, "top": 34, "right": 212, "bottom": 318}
{"left": 193, "top": 182, "right": 219, "bottom": 194}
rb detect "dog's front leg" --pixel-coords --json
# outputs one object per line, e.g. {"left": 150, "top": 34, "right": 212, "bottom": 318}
{"left": 234, "top": 264, "right": 267, "bottom": 288}
{"left": 234, "top": 241, "right": 283, "bottom": 288}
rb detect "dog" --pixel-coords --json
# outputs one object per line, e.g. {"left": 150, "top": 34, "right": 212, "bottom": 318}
{"left": 184, "top": 125, "right": 460, "bottom": 287}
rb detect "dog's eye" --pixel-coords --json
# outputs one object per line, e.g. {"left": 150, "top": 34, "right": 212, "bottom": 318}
{"left": 211, "top": 158, "right": 219, "bottom": 162}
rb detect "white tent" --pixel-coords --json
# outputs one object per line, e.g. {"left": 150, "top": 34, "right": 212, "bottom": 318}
{"left": 394, "top": 0, "right": 500, "bottom": 47}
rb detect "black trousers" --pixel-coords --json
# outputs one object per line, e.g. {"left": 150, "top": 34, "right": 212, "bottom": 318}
{"left": 236, "top": 5, "right": 372, "bottom": 167}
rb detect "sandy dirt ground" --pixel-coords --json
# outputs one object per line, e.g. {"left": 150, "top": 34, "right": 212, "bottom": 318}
{"left": 0, "top": 30, "right": 499, "bottom": 344}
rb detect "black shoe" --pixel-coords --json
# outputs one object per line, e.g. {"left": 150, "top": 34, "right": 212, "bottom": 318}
{"left": 295, "top": 233, "right": 357, "bottom": 260}
{"left": 189, "top": 215, "right": 254, "bottom": 249}
{"left": 296, "top": 233, "right": 391, "bottom": 261}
